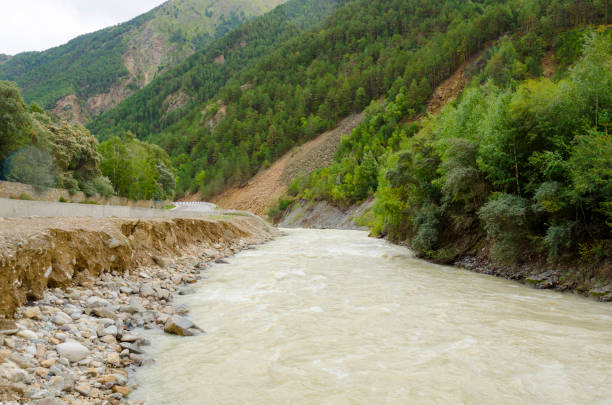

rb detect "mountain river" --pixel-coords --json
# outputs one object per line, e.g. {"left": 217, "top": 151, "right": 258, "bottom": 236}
{"left": 131, "top": 229, "right": 612, "bottom": 404}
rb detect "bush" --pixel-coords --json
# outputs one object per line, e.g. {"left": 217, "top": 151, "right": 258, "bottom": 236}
{"left": 4, "top": 146, "right": 56, "bottom": 188}
{"left": 478, "top": 193, "right": 528, "bottom": 263}
{"left": 267, "top": 197, "right": 294, "bottom": 222}
{"left": 56, "top": 173, "right": 79, "bottom": 195}
{"left": 411, "top": 203, "right": 442, "bottom": 254}
{"left": 545, "top": 222, "right": 574, "bottom": 260}
{"left": 91, "top": 176, "right": 114, "bottom": 197}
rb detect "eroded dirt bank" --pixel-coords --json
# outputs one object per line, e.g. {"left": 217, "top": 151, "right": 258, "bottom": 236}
{"left": 0, "top": 215, "right": 273, "bottom": 318}
{"left": 0, "top": 214, "right": 275, "bottom": 403}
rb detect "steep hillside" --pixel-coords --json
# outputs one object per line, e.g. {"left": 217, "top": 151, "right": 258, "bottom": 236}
{"left": 278, "top": 22, "right": 612, "bottom": 295}
{"left": 88, "top": 0, "right": 344, "bottom": 141}
{"left": 211, "top": 113, "right": 364, "bottom": 215}
{"left": 0, "top": 0, "right": 286, "bottom": 124}
{"left": 94, "top": 0, "right": 534, "bottom": 199}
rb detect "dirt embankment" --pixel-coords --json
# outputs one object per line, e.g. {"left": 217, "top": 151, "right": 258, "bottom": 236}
{"left": 211, "top": 113, "right": 365, "bottom": 216}
{"left": 0, "top": 215, "right": 273, "bottom": 318}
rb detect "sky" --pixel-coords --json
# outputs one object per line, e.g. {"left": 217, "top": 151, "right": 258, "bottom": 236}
{"left": 0, "top": 0, "right": 167, "bottom": 55}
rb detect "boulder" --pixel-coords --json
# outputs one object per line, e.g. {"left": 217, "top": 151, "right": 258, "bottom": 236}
{"left": 164, "top": 316, "right": 204, "bottom": 337}
{"left": 56, "top": 342, "right": 89, "bottom": 363}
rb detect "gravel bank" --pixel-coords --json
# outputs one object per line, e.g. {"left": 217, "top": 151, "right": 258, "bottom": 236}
{"left": 0, "top": 214, "right": 275, "bottom": 403}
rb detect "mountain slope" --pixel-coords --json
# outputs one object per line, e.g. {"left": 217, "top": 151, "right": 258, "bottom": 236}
{"left": 210, "top": 112, "right": 364, "bottom": 215}
{"left": 88, "top": 0, "right": 345, "bottom": 140}
{"left": 0, "top": 0, "right": 286, "bottom": 124}
{"left": 275, "top": 22, "right": 612, "bottom": 294}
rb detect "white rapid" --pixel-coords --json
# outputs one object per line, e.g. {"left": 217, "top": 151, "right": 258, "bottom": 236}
{"left": 131, "top": 229, "right": 612, "bottom": 404}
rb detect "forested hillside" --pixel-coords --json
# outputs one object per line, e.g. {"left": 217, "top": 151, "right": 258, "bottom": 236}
{"left": 0, "top": 0, "right": 286, "bottom": 124}
{"left": 0, "top": 81, "right": 176, "bottom": 201}
{"left": 279, "top": 15, "right": 611, "bottom": 279}
{"left": 88, "top": 0, "right": 345, "bottom": 195}
{"left": 89, "top": 0, "right": 611, "bottom": 201}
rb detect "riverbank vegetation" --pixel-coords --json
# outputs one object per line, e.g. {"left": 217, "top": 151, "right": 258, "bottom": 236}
{"left": 278, "top": 23, "right": 611, "bottom": 271}
{"left": 0, "top": 81, "right": 176, "bottom": 200}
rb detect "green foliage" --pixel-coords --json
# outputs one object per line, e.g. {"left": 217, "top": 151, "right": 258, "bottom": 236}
{"left": 93, "top": 0, "right": 544, "bottom": 198}
{"left": 0, "top": 0, "right": 282, "bottom": 110}
{"left": 478, "top": 194, "right": 529, "bottom": 263}
{"left": 98, "top": 135, "right": 176, "bottom": 200}
{"left": 545, "top": 221, "right": 574, "bottom": 259}
{"left": 0, "top": 81, "right": 160, "bottom": 199}
{"left": 291, "top": 20, "right": 611, "bottom": 266}
{"left": 0, "top": 81, "right": 31, "bottom": 162}
{"left": 4, "top": 146, "right": 56, "bottom": 188}
{"left": 412, "top": 203, "right": 442, "bottom": 254}
{"left": 383, "top": 30, "right": 611, "bottom": 263}
{"left": 89, "top": 0, "right": 344, "bottom": 197}
{"left": 85, "top": 176, "right": 115, "bottom": 198}
{"left": 267, "top": 197, "right": 294, "bottom": 221}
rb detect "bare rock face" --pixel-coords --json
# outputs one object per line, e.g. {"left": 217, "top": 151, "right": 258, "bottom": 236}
{"left": 163, "top": 316, "right": 204, "bottom": 337}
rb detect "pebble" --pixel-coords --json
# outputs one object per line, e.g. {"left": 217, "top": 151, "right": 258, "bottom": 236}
{"left": 91, "top": 307, "right": 117, "bottom": 319}
{"left": 101, "top": 325, "right": 118, "bottom": 336}
{"left": 86, "top": 296, "right": 111, "bottom": 308}
{"left": 17, "top": 329, "right": 38, "bottom": 340}
{"left": 51, "top": 312, "right": 72, "bottom": 326}
{"left": 75, "top": 383, "right": 91, "bottom": 397}
{"left": 106, "top": 352, "right": 120, "bottom": 367}
{"left": 23, "top": 306, "right": 42, "bottom": 319}
{"left": 56, "top": 342, "right": 89, "bottom": 363}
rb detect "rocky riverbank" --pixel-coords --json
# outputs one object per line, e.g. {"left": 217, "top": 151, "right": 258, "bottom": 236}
{"left": 454, "top": 255, "right": 612, "bottom": 302}
{"left": 0, "top": 215, "right": 275, "bottom": 403}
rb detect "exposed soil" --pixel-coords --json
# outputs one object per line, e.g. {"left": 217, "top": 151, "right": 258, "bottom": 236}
{"left": 541, "top": 50, "right": 557, "bottom": 79}
{"left": 427, "top": 51, "right": 485, "bottom": 115}
{"left": 0, "top": 215, "right": 273, "bottom": 318}
{"left": 211, "top": 113, "right": 365, "bottom": 216}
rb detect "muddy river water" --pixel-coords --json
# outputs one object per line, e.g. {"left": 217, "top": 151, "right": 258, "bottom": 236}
{"left": 131, "top": 229, "right": 612, "bottom": 404}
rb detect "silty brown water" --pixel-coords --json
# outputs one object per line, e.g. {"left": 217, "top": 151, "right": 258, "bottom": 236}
{"left": 131, "top": 229, "right": 612, "bottom": 404}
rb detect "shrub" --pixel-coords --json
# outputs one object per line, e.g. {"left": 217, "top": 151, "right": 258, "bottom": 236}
{"left": 411, "top": 203, "right": 442, "bottom": 254}
{"left": 544, "top": 221, "right": 574, "bottom": 260}
{"left": 91, "top": 176, "right": 114, "bottom": 197}
{"left": 56, "top": 173, "right": 79, "bottom": 195}
{"left": 267, "top": 197, "right": 293, "bottom": 222}
{"left": 4, "top": 146, "right": 56, "bottom": 188}
{"left": 478, "top": 193, "right": 528, "bottom": 263}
